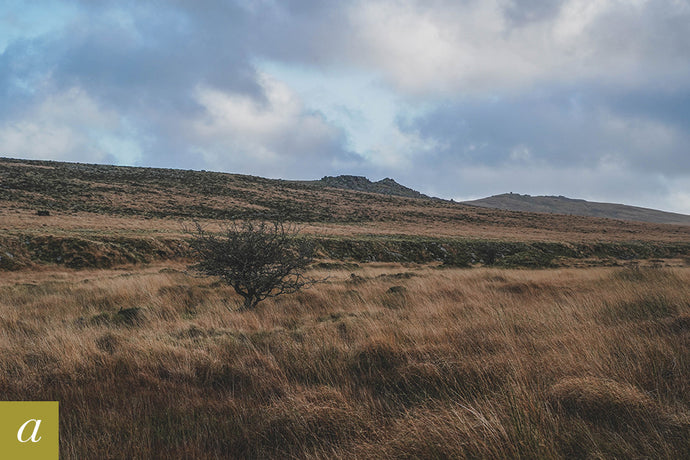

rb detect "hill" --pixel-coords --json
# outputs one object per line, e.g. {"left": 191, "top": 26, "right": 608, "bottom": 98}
{"left": 1, "top": 157, "right": 689, "bottom": 270}
{"left": 464, "top": 193, "right": 690, "bottom": 225}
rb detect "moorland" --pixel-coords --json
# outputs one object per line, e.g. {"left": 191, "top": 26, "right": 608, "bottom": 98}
{"left": 1, "top": 157, "right": 689, "bottom": 458}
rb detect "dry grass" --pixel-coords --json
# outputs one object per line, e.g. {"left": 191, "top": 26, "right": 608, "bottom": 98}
{"left": 1, "top": 263, "right": 689, "bottom": 458}
{"left": 4, "top": 204, "right": 690, "bottom": 244}
{"left": 3, "top": 156, "right": 690, "bottom": 244}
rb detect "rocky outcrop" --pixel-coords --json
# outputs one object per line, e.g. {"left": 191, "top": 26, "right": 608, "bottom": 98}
{"left": 317, "top": 175, "right": 428, "bottom": 199}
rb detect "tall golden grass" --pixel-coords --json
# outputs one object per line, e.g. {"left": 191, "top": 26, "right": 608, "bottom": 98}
{"left": 1, "top": 263, "right": 688, "bottom": 458}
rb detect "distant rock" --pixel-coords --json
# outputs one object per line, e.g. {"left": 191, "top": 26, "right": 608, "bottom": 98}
{"left": 317, "top": 175, "right": 428, "bottom": 199}
{"left": 463, "top": 193, "right": 690, "bottom": 225}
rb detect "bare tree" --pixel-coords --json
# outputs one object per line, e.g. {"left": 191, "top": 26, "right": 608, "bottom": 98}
{"left": 189, "top": 220, "right": 321, "bottom": 310}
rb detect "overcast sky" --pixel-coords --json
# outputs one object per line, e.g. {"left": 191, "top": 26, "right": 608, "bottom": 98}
{"left": 2, "top": 1, "right": 690, "bottom": 213}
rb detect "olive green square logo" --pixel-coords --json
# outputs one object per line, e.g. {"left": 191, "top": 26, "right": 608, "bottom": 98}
{"left": 0, "top": 401, "right": 59, "bottom": 459}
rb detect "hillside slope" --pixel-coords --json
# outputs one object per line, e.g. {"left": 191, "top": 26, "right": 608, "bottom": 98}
{"left": 1, "top": 157, "right": 689, "bottom": 270}
{"left": 464, "top": 193, "right": 690, "bottom": 225}
{"left": 1, "top": 157, "right": 689, "bottom": 243}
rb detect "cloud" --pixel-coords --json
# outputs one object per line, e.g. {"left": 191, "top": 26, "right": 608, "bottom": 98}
{"left": 190, "top": 73, "right": 358, "bottom": 178}
{"left": 346, "top": 0, "right": 533, "bottom": 93}
{"left": 403, "top": 84, "right": 690, "bottom": 176}
{"left": 386, "top": 158, "right": 690, "bottom": 214}
{"left": 391, "top": 82, "right": 690, "bottom": 213}
{"left": 449, "top": 164, "right": 674, "bottom": 209}
{"left": 0, "top": 0, "right": 689, "bottom": 213}
{"left": 0, "top": 87, "right": 140, "bottom": 164}
{"left": 667, "top": 188, "right": 690, "bottom": 215}
{"left": 342, "top": 0, "right": 690, "bottom": 95}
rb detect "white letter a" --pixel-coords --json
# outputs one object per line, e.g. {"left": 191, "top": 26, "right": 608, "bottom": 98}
{"left": 17, "top": 419, "right": 42, "bottom": 443}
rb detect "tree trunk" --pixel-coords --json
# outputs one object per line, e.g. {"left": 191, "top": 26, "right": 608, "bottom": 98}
{"left": 241, "top": 296, "right": 254, "bottom": 310}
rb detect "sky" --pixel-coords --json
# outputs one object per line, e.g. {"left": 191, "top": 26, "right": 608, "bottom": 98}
{"left": 1, "top": 0, "right": 690, "bottom": 214}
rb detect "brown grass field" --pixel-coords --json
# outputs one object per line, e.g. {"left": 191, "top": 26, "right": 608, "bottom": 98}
{"left": 1, "top": 262, "right": 689, "bottom": 458}
{"left": 2, "top": 158, "right": 690, "bottom": 458}
{"left": 2, "top": 157, "right": 690, "bottom": 244}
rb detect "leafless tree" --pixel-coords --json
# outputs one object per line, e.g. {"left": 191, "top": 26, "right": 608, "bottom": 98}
{"left": 189, "top": 220, "right": 321, "bottom": 310}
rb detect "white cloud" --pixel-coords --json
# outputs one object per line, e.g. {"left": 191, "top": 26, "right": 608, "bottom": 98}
{"left": 663, "top": 177, "right": 690, "bottom": 214}
{"left": 348, "top": 0, "right": 533, "bottom": 93}
{"left": 367, "top": 123, "right": 440, "bottom": 171}
{"left": 344, "top": 0, "right": 690, "bottom": 95}
{"left": 191, "top": 73, "right": 351, "bottom": 177}
{"left": 509, "top": 145, "right": 532, "bottom": 163}
{"left": 666, "top": 192, "right": 690, "bottom": 215}
{"left": 1, "top": 120, "right": 80, "bottom": 159}
{"left": 552, "top": 0, "right": 611, "bottom": 44}
{"left": 0, "top": 87, "right": 142, "bottom": 164}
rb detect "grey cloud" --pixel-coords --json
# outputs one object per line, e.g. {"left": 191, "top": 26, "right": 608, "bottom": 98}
{"left": 403, "top": 85, "right": 690, "bottom": 176}
{"left": 503, "top": 0, "right": 564, "bottom": 27}
{"left": 405, "top": 164, "right": 677, "bottom": 212}
{"left": 591, "top": 2, "right": 690, "bottom": 64}
{"left": 391, "top": 82, "right": 690, "bottom": 212}
{"left": 0, "top": 0, "right": 357, "bottom": 173}
{"left": 55, "top": 3, "right": 259, "bottom": 102}
{"left": 1, "top": 0, "right": 690, "bottom": 212}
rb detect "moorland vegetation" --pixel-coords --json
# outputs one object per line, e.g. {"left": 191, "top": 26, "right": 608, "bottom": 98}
{"left": 0, "top": 264, "right": 688, "bottom": 458}
{"left": 1, "top": 157, "right": 689, "bottom": 458}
